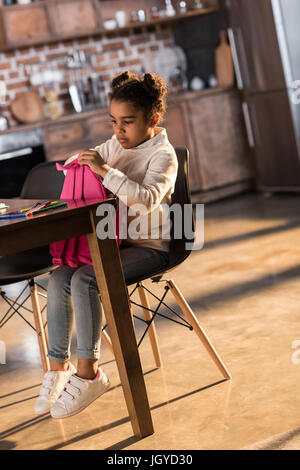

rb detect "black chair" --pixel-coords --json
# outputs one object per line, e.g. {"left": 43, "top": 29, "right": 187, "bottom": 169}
{"left": 102, "top": 148, "right": 231, "bottom": 380}
{"left": 0, "top": 161, "right": 65, "bottom": 371}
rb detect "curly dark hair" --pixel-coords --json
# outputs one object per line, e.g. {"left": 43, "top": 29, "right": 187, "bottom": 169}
{"left": 109, "top": 70, "right": 167, "bottom": 123}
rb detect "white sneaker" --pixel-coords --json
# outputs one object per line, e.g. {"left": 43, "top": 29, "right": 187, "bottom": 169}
{"left": 34, "top": 363, "right": 77, "bottom": 415}
{"left": 50, "top": 368, "right": 110, "bottom": 419}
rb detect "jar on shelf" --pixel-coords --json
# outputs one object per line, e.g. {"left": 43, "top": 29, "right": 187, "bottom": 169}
{"left": 130, "top": 10, "right": 139, "bottom": 23}
{"left": 150, "top": 6, "right": 159, "bottom": 20}
{"left": 137, "top": 9, "right": 146, "bottom": 22}
{"left": 45, "top": 84, "right": 61, "bottom": 120}
{"left": 178, "top": 1, "right": 187, "bottom": 14}
{"left": 193, "top": 0, "right": 204, "bottom": 9}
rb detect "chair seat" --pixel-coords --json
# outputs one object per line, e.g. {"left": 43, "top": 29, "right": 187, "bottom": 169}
{"left": 125, "top": 250, "right": 189, "bottom": 286}
{"left": 0, "top": 246, "right": 56, "bottom": 286}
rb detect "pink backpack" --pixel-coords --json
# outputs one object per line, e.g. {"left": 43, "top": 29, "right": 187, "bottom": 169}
{"left": 50, "top": 158, "right": 119, "bottom": 267}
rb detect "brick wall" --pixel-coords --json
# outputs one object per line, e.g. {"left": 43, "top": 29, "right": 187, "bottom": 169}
{"left": 0, "top": 24, "right": 174, "bottom": 127}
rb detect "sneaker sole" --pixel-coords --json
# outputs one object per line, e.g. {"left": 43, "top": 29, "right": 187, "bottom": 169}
{"left": 34, "top": 409, "right": 50, "bottom": 416}
{"left": 50, "top": 380, "right": 111, "bottom": 419}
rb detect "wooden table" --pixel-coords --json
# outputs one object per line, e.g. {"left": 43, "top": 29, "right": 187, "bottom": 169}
{"left": 0, "top": 198, "right": 154, "bottom": 437}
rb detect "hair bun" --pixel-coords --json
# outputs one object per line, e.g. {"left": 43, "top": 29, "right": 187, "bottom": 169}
{"left": 142, "top": 73, "right": 157, "bottom": 97}
{"left": 111, "top": 70, "right": 139, "bottom": 91}
{"left": 142, "top": 73, "right": 167, "bottom": 100}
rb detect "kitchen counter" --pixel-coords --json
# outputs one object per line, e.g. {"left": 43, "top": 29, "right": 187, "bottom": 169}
{"left": 0, "top": 106, "right": 108, "bottom": 136}
{"left": 0, "top": 86, "right": 233, "bottom": 136}
{"left": 0, "top": 85, "right": 253, "bottom": 203}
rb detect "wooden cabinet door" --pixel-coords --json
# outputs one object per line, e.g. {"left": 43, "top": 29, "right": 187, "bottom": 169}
{"left": 246, "top": 90, "right": 300, "bottom": 189}
{"left": 43, "top": 121, "right": 86, "bottom": 148}
{"left": 164, "top": 100, "right": 202, "bottom": 192}
{"left": 1, "top": 3, "right": 52, "bottom": 48}
{"left": 49, "top": 0, "right": 101, "bottom": 38}
{"left": 188, "top": 90, "right": 252, "bottom": 191}
{"left": 43, "top": 118, "right": 86, "bottom": 161}
{"left": 224, "top": 0, "right": 286, "bottom": 93}
{"left": 87, "top": 114, "right": 113, "bottom": 143}
{"left": 42, "top": 111, "right": 113, "bottom": 162}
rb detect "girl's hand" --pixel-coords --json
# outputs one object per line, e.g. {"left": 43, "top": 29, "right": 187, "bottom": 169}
{"left": 77, "top": 149, "right": 110, "bottom": 178}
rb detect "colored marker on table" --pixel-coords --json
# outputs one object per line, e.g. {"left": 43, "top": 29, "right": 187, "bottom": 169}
{"left": 0, "top": 213, "right": 27, "bottom": 220}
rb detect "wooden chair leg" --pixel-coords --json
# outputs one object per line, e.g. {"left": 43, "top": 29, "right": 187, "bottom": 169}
{"left": 40, "top": 303, "right": 49, "bottom": 351}
{"left": 137, "top": 283, "right": 162, "bottom": 368}
{"left": 167, "top": 279, "right": 231, "bottom": 380}
{"left": 29, "top": 280, "right": 50, "bottom": 372}
{"left": 100, "top": 285, "right": 162, "bottom": 368}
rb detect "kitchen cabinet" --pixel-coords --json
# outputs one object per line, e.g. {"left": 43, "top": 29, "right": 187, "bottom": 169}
{"left": 0, "top": 2, "right": 53, "bottom": 49}
{"left": 163, "top": 99, "right": 201, "bottom": 191}
{"left": 246, "top": 91, "right": 300, "bottom": 188}
{"left": 165, "top": 87, "right": 253, "bottom": 200}
{"left": 222, "top": 0, "right": 300, "bottom": 191}
{"left": 0, "top": 0, "right": 102, "bottom": 50}
{"left": 49, "top": 0, "right": 102, "bottom": 38}
{"left": 225, "top": 0, "right": 286, "bottom": 93}
{"left": 42, "top": 109, "right": 112, "bottom": 161}
{"left": 188, "top": 89, "right": 252, "bottom": 191}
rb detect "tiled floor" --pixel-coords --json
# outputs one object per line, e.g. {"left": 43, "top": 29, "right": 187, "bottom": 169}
{"left": 1, "top": 192, "right": 300, "bottom": 450}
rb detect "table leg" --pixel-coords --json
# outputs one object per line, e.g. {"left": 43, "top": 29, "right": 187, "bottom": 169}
{"left": 87, "top": 208, "right": 154, "bottom": 437}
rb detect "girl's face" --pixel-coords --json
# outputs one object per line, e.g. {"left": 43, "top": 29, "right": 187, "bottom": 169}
{"left": 110, "top": 99, "right": 157, "bottom": 149}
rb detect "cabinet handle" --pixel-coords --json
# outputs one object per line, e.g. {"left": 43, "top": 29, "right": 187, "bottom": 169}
{"left": 227, "top": 27, "right": 243, "bottom": 90}
{"left": 242, "top": 102, "right": 255, "bottom": 148}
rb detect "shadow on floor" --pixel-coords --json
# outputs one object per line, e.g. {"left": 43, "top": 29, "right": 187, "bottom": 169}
{"left": 44, "top": 378, "right": 228, "bottom": 450}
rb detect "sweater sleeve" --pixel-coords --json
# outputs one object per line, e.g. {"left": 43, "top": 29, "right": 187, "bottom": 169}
{"left": 102, "top": 150, "right": 178, "bottom": 210}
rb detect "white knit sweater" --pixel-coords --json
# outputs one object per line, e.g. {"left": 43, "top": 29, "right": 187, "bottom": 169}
{"left": 65, "top": 127, "right": 178, "bottom": 251}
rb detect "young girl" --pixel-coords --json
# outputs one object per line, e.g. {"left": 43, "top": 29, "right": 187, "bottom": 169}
{"left": 34, "top": 71, "right": 178, "bottom": 419}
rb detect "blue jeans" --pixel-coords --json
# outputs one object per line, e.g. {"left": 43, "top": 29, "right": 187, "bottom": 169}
{"left": 47, "top": 245, "right": 169, "bottom": 362}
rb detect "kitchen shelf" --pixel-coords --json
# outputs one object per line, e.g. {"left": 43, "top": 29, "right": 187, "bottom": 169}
{"left": 0, "top": 1, "right": 218, "bottom": 51}
{"left": 100, "top": 7, "right": 218, "bottom": 35}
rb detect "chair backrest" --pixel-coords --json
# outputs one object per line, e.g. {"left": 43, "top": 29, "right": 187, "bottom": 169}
{"left": 170, "top": 147, "right": 195, "bottom": 255}
{"left": 20, "top": 160, "right": 65, "bottom": 199}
